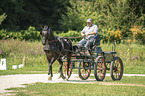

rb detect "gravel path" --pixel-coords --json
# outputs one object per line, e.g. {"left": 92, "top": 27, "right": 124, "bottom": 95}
{"left": 0, "top": 74, "right": 145, "bottom": 93}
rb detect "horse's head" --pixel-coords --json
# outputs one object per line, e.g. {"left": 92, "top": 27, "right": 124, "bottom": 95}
{"left": 41, "top": 25, "right": 51, "bottom": 45}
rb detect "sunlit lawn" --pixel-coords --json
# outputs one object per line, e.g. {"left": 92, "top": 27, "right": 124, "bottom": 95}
{"left": 2, "top": 76, "right": 145, "bottom": 96}
{"left": 0, "top": 39, "right": 145, "bottom": 75}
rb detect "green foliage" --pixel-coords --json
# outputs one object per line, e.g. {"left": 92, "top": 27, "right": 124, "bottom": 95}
{"left": 0, "top": 29, "right": 7, "bottom": 39}
{"left": 101, "top": 28, "right": 123, "bottom": 43}
{"left": 59, "top": 0, "right": 145, "bottom": 38}
{"left": 58, "top": 30, "right": 81, "bottom": 41}
{"left": 0, "top": 0, "right": 145, "bottom": 32}
{"left": 59, "top": 0, "right": 103, "bottom": 31}
{"left": 0, "top": 0, "right": 70, "bottom": 30}
{"left": 130, "top": 26, "right": 145, "bottom": 44}
{"left": 0, "top": 0, "right": 145, "bottom": 43}
{"left": 0, "top": 26, "right": 41, "bottom": 41}
{"left": 99, "top": 0, "right": 131, "bottom": 30}
{"left": 0, "top": 0, "right": 24, "bottom": 30}
{"left": 22, "top": 26, "right": 41, "bottom": 41}
{"left": 0, "top": 13, "right": 7, "bottom": 25}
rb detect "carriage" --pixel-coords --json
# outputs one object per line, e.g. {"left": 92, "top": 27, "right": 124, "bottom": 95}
{"left": 42, "top": 25, "right": 123, "bottom": 81}
{"left": 60, "top": 35, "right": 123, "bottom": 81}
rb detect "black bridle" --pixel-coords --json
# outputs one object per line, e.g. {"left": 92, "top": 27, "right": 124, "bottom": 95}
{"left": 42, "top": 25, "right": 56, "bottom": 45}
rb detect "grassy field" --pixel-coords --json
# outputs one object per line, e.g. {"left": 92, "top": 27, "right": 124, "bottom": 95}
{"left": 0, "top": 39, "right": 145, "bottom": 96}
{"left": 0, "top": 39, "right": 145, "bottom": 75}
{"left": 2, "top": 76, "right": 145, "bottom": 96}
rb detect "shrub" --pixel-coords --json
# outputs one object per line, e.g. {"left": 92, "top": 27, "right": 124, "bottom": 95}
{"left": 130, "top": 26, "right": 145, "bottom": 44}
{"left": 22, "top": 26, "right": 41, "bottom": 41}
{"left": 0, "top": 26, "right": 41, "bottom": 41}
{"left": 101, "top": 28, "right": 122, "bottom": 43}
{"left": 0, "top": 29, "right": 7, "bottom": 39}
{"left": 58, "top": 30, "right": 81, "bottom": 42}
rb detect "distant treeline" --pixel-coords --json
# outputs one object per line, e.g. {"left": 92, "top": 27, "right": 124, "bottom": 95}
{"left": 0, "top": 0, "right": 145, "bottom": 34}
{"left": 0, "top": 0, "right": 70, "bottom": 31}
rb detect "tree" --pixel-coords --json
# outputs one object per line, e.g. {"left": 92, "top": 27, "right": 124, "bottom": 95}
{"left": 59, "top": 0, "right": 103, "bottom": 31}
{"left": 60, "top": 0, "right": 145, "bottom": 33}
{"left": 0, "top": 0, "right": 70, "bottom": 31}
{"left": 0, "top": 0, "right": 24, "bottom": 30}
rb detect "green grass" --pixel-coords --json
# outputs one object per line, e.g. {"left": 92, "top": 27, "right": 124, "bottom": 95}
{"left": 3, "top": 76, "right": 145, "bottom": 96}
{"left": 97, "top": 76, "right": 145, "bottom": 85}
{"left": 0, "top": 39, "right": 145, "bottom": 75}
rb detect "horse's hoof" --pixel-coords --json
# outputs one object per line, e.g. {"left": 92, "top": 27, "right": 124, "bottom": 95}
{"left": 65, "top": 78, "right": 69, "bottom": 81}
{"left": 65, "top": 76, "right": 69, "bottom": 81}
{"left": 58, "top": 74, "right": 61, "bottom": 79}
{"left": 48, "top": 76, "right": 52, "bottom": 80}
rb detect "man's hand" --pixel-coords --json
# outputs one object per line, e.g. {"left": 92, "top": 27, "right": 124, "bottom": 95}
{"left": 81, "top": 32, "right": 85, "bottom": 37}
{"left": 81, "top": 34, "right": 85, "bottom": 37}
{"left": 82, "top": 33, "right": 88, "bottom": 37}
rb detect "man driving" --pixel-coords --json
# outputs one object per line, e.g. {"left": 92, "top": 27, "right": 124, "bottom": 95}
{"left": 78, "top": 18, "right": 98, "bottom": 48}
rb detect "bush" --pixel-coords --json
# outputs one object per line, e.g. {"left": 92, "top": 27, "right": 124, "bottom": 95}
{"left": 0, "top": 29, "right": 7, "bottom": 39}
{"left": 22, "top": 26, "right": 41, "bottom": 41}
{"left": 101, "top": 28, "right": 122, "bottom": 43}
{"left": 0, "top": 26, "right": 41, "bottom": 41}
{"left": 130, "top": 26, "right": 145, "bottom": 44}
{"left": 58, "top": 30, "right": 81, "bottom": 42}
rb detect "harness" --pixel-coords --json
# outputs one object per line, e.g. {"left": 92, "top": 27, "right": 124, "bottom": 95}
{"left": 43, "top": 36, "right": 72, "bottom": 56}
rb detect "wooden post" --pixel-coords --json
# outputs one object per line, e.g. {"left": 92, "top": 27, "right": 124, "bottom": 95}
{"left": 23, "top": 56, "right": 26, "bottom": 66}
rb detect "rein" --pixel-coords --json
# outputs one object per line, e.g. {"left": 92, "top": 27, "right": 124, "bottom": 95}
{"left": 48, "top": 40, "right": 57, "bottom": 43}
{"left": 63, "top": 36, "right": 84, "bottom": 39}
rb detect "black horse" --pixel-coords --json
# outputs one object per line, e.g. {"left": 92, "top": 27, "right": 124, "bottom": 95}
{"left": 41, "top": 25, "right": 72, "bottom": 80}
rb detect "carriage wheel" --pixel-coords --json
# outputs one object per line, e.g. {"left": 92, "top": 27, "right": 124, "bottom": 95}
{"left": 78, "top": 62, "right": 91, "bottom": 80}
{"left": 94, "top": 56, "right": 106, "bottom": 81}
{"left": 61, "top": 62, "right": 72, "bottom": 80}
{"left": 110, "top": 57, "right": 123, "bottom": 80}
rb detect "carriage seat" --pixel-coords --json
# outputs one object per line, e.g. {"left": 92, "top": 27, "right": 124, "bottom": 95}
{"left": 89, "top": 35, "right": 102, "bottom": 49}
{"left": 93, "top": 35, "right": 101, "bottom": 46}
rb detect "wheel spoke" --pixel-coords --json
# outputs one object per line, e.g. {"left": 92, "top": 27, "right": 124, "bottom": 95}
{"left": 94, "top": 56, "right": 106, "bottom": 81}
{"left": 111, "top": 57, "right": 123, "bottom": 80}
{"left": 78, "top": 62, "right": 91, "bottom": 80}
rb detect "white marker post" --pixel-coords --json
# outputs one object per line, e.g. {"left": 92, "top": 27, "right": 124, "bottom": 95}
{"left": 0, "top": 58, "right": 7, "bottom": 70}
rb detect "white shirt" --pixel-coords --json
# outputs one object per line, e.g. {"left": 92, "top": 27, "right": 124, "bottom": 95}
{"left": 82, "top": 24, "right": 98, "bottom": 39}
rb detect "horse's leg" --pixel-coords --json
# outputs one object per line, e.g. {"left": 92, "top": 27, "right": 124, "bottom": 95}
{"left": 46, "top": 51, "right": 57, "bottom": 80}
{"left": 57, "top": 58, "right": 63, "bottom": 79}
{"left": 66, "top": 54, "right": 71, "bottom": 80}
{"left": 48, "top": 57, "right": 56, "bottom": 80}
